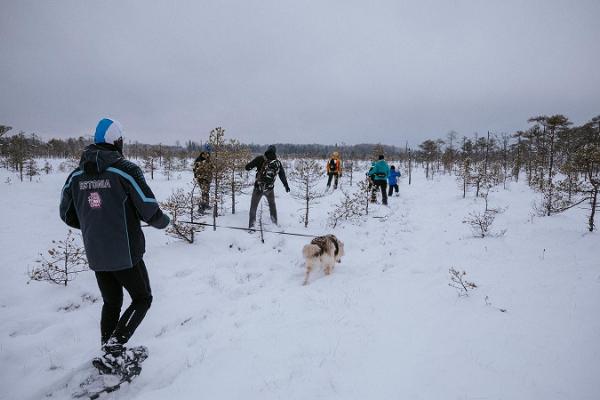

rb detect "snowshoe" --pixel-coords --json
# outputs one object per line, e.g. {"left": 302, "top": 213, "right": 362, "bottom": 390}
{"left": 92, "top": 342, "right": 148, "bottom": 376}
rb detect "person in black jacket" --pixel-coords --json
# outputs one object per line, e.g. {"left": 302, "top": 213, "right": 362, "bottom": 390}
{"left": 59, "top": 118, "right": 170, "bottom": 373}
{"left": 245, "top": 145, "right": 290, "bottom": 229}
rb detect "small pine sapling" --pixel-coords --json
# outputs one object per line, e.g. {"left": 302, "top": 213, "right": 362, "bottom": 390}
{"left": 290, "top": 158, "right": 325, "bottom": 227}
{"left": 208, "top": 127, "right": 228, "bottom": 226}
{"left": 463, "top": 210, "right": 497, "bottom": 238}
{"left": 161, "top": 181, "right": 204, "bottom": 243}
{"left": 448, "top": 267, "right": 477, "bottom": 297}
{"left": 224, "top": 138, "right": 251, "bottom": 215}
{"left": 463, "top": 191, "right": 506, "bottom": 238}
{"left": 29, "top": 229, "right": 88, "bottom": 286}
{"left": 162, "top": 152, "right": 175, "bottom": 180}
{"left": 25, "top": 157, "right": 40, "bottom": 181}
{"left": 177, "top": 153, "right": 189, "bottom": 171}
{"left": 42, "top": 160, "right": 53, "bottom": 174}
{"left": 328, "top": 178, "right": 371, "bottom": 228}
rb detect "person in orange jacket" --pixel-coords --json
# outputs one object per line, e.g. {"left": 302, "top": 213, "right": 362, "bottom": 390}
{"left": 326, "top": 151, "right": 342, "bottom": 190}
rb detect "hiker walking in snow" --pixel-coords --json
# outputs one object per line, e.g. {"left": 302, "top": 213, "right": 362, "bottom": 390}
{"left": 193, "top": 145, "right": 213, "bottom": 213}
{"left": 368, "top": 155, "right": 390, "bottom": 205}
{"left": 245, "top": 145, "right": 290, "bottom": 229}
{"left": 367, "top": 161, "right": 376, "bottom": 202}
{"left": 388, "top": 165, "right": 401, "bottom": 197}
{"left": 326, "top": 151, "right": 342, "bottom": 190}
{"left": 59, "top": 118, "right": 170, "bottom": 374}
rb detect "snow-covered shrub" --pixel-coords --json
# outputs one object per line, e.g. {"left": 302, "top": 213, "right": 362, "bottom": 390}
{"left": 29, "top": 229, "right": 88, "bottom": 286}
{"left": 58, "top": 157, "right": 79, "bottom": 173}
{"left": 328, "top": 178, "right": 370, "bottom": 228}
{"left": 448, "top": 268, "right": 477, "bottom": 297}
{"left": 463, "top": 210, "right": 496, "bottom": 238}
{"left": 161, "top": 181, "right": 204, "bottom": 243}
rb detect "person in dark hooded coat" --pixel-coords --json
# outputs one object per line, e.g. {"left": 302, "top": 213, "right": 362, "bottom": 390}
{"left": 193, "top": 145, "right": 213, "bottom": 213}
{"left": 59, "top": 118, "right": 170, "bottom": 372}
{"left": 245, "top": 145, "right": 290, "bottom": 229}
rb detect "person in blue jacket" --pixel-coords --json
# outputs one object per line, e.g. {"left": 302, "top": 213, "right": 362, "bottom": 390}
{"left": 368, "top": 154, "right": 390, "bottom": 205}
{"left": 60, "top": 118, "right": 170, "bottom": 373}
{"left": 388, "top": 165, "right": 401, "bottom": 196}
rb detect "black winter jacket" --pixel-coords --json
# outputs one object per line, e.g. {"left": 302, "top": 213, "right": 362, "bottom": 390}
{"left": 245, "top": 155, "right": 290, "bottom": 191}
{"left": 59, "top": 144, "right": 169, "bottom": 271}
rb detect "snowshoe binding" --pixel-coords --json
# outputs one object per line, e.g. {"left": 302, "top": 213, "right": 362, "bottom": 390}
{"left": 92, "top": 339, "right": 148, "bottom": 377}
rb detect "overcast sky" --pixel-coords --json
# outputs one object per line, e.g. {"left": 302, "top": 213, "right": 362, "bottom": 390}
{"left": 1, "top": 0, "right": 599, "bottom": 146}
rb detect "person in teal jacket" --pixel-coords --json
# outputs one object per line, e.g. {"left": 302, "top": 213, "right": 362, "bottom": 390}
{"left": 368, "top": 155, "right": 390, "bottom": 205}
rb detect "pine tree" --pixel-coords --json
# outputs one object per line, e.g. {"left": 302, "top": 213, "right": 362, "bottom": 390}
{"left": 558, "top": 116, "right": 600, "bottom": 231}
{"left": 208, "top": 127, "right": 228, "bottom": 228}
{"left": 29, "top": 230, "right": 88, "bottom": 286}
{"left": 161, "top": 181, "right": 204, "bottom": 243}
{"left": 142, "top": 151, "right": 159, "bottom": 180}
{"left": 25, "top": 157, "right": 39, "bottom": 181}
{"left": 328, "top": 178, "right": 371, "bottom": 228}
{"left": 223, "top": 138, "right": 251, "bottom": 215}
{"left": 42, "top": 160, "right": 53, "bottom": 174}
{"left": 419, "top": 139, "right": 439, "bottom": 179}
{"left": 162, "top": 151, "right": 175, "bottom": 181}
{"left": 290, "top": 158, "right": 325, "bottom": 227}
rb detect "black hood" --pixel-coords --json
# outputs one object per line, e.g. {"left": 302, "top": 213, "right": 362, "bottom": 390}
{"left": 79, "top": 143, "right": 123, "bottom": 174}
{"left": 264, "top": 145, "right": 277, "bottom": 160}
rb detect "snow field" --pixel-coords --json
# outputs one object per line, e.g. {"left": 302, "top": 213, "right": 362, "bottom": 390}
{"left": 0, "top": 159, "right": 598, "bottom": 400}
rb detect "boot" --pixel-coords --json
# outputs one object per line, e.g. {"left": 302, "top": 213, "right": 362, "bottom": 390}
{"left": 92, "top": 338, "right": 147, "bottom": 376}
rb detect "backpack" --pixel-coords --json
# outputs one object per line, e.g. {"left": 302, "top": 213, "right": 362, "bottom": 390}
{"left": 329, "top": 159, "right": 337, "bottom": 173}
{"left": 258, "top": 156, "right": 280, "bottom": 191}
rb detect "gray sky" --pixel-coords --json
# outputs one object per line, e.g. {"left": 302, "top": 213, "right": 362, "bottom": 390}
{"left": 1, "top": 0, "right": 599, "bottom": 146}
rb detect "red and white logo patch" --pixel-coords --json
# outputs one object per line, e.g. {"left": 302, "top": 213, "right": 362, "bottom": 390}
{"left": 88, "top": 192, "right": 102, "bottom": 209}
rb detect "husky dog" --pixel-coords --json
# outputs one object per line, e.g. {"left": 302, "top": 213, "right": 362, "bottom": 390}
{"left": 302, "top": 234, "right": 345, "bottom": 285}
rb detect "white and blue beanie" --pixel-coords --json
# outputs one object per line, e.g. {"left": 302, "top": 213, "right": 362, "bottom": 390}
{"left": 94, "top": 118, "right": 124, "bottom": 144}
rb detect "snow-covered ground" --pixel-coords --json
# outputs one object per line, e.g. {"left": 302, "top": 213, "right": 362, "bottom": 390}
{"left": 1, "top": 160, "right": 598, "bottom": 400}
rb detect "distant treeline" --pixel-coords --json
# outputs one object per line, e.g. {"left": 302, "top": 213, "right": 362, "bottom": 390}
{"left": 0, "top": 126, "right": 405, "bottom": 161}
{"left": 1, "top": 113, "right": 599, "bottom": 231}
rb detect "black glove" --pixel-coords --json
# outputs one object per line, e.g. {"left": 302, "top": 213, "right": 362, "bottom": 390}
{"left": 149, "top": 211, "right": 171, "bottom": 229}
{"left": 285, "top": 186, "right": 291, "bottom": 193}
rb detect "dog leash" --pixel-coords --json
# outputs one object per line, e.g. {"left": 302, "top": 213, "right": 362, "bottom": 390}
{"left": 177, "top": 220, "right": 319, "bottom": 238}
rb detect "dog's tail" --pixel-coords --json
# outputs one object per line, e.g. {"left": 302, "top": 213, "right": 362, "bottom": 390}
{"left": 302, "top": 244, "right": 321, "bottom": 259}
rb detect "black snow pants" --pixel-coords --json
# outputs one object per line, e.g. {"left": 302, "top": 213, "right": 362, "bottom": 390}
{"left": 95, "top": 259, "right": 153, "bottom": 345}
{"left": 248, "top": 186, "right": 277, "bottom": 228}
{"left": 326, "top": 173, "right": 339, "bottom": 189}
{"left": 388, "top": 184, "right": 399, "bottom": 196}
{"left": 196, "top": 178, "right": 210, "bottom": 210}
{"left": 371, "top": 180, "right": 388, "bottom": 205}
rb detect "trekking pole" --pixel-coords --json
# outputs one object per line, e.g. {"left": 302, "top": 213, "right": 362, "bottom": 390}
{"left": 259, "top": 201, "right": 265, "bottom": 243}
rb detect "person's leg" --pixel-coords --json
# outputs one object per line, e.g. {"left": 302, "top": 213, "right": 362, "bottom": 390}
{"left": 394, "top": 184, "right": 399, "bottom": 193}
{"left": 388, "top": 184, "right": 393, "bottom": 196}
{"left": 333, "top": 174, "right": 339, "bottom": 189}
{"left": 248, "top": 186, "right": 263, "bottom": 228}
{"left": 380, "top": 181, "right": 388, "bottom": 205}
{"left": 370, "top": 181, "right": 377, "bottom": 203}
{"left": 110, "top": 260, "right": 153, "bottom": 345}
{"left": 95, "top": 272, "right": 124, "bottom": 344}
{"left": 265, "top": 190, "right": 278, "bottom": 225}
{"left": 200, "top": 180, "right": 210, "bottom": 209}
{"left": 326, "top": 173, "right": 333, "bottom": 188}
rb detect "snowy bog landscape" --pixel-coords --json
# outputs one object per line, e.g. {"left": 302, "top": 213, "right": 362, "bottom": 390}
{"left": 2, "top": 2, "right": 599, "bottom": 399}
{"left": 0, "top": 157, "right": 598, "bottom": 400}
